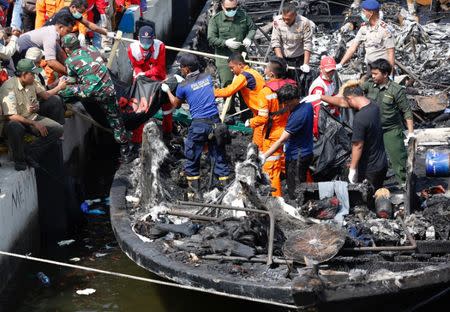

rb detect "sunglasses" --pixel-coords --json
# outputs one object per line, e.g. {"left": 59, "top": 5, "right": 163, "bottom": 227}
{"left": 224, "top": 6, "right": 238, "bottom": 11}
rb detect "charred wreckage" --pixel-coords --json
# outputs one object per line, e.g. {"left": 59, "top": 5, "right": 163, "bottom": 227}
{"left": 109, "top": 0, "right": 450, "bottom": 309}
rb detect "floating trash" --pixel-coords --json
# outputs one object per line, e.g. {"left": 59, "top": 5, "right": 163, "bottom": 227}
{"left": 57, "top": 239, "right": 75, "bottom": 247}
{"left": 76, "top": 288, "right": 96, "bottom": 296}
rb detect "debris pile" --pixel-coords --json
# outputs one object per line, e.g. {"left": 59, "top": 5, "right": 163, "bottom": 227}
{"left": 114, "top": 2, "right": 450, "bottom": 293}
{"left": 123, "top": 120, "right": 450, "bottom": 274}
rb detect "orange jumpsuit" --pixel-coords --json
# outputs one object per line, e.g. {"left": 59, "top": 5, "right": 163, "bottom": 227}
{"left": 214, "top": 65, "right": 265, "bottom": 149}
{"left": 35, "top": 0, "right": 88, "bottom": 35}
{"left": 251, "top": 78, "right": 295, "bottom": 197}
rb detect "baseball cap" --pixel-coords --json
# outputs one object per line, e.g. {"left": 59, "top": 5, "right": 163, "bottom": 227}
{"left": 139, "top": 26, "right": 155, "bottom": 46}
{"left": 320, "top": 56, "right": 336, "bottom": 72}
{"left": 61, "top": 33, "right": 80, "bottom": 50}
{"left": 16, "top": 59, "right": 41, "bottom": 74}
{"left": 361, "top": 0, "right": 380, "bottom": 10}
{"left": 178, "top": 53, "right": 199, "bottom": 69}
{"left": 25, "top": 47, "right": 44, "bottom": 62}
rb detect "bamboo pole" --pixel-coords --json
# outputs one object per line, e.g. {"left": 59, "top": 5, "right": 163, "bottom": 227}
{"left": 117, "top": 36, "right": 299, "bottom": 70}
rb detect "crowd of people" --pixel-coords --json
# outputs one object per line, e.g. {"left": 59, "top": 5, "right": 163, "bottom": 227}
{"left": 160, "top": 0, "right": 415, "bottom": 199}
{"left": 0, "top": 0, "right": 426, "bottom": 202}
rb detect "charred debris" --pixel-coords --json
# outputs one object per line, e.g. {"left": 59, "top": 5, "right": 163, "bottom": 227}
{"left": 119, "top": 0, "right": 449, "bottom": 289}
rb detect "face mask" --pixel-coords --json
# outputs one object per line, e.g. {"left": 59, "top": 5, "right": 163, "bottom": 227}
{"left": 72, "top": 11, "right": 82, "bottom": 19}
{"left": 360, "top": 12, "right": 370, "bottom": 23}
{"left": 224, "top": 9, "right": 237, "bottom": 18}
{"left": 141, "top": 43, "right": 151, "bottom": 50}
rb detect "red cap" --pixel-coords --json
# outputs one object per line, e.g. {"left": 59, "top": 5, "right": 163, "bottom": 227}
{"left": 320, "top": 56, "right": 336, "bottom": 72}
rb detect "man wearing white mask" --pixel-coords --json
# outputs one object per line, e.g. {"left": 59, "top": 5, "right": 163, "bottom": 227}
{"left": 337, "top": 0, "right": 395, "bottom": 74}
{"left": 39, "top": 0, "right": 114, "bottom": 47}
{"left": 207, "top": 0, "right": 256, "bottom": 87}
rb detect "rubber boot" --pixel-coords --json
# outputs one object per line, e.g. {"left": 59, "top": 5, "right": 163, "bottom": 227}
{"left": 187, "top": 179, "right": 202, "bottom": 201}
{"left": 216, "top": 176, "right": 230, "bottom": 190}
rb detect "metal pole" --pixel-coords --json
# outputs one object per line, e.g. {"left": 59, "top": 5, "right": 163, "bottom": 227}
{"left": 175, "top": 201, "right": 275, "bottom": 265}
{"left": 118, "top": 37, "right": 300, "bottom": 70}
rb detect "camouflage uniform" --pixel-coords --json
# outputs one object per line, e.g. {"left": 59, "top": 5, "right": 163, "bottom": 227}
{"left": 59, "top": 44, "right": 130, "bottom": 144}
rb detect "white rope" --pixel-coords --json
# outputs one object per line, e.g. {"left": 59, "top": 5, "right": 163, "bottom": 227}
{"left": 0, "top": 250, "right": 298, "bottom": 309}
{"left": 118, "top": 37, "right": 301, "bottom": 70}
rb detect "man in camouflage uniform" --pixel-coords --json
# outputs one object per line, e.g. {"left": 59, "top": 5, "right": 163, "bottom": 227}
{"left": 207, "top": 0, "right": 256, "bottom": 88}
{"left": 58, "top": 33, "right": 133, "bottom": 161}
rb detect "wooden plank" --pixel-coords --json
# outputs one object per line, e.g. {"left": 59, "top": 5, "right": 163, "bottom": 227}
{"left": 107, "top": 31, "right": 123, "bottom": 70}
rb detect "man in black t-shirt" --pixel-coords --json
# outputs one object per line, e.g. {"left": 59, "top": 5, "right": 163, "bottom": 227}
{"left": 343, "top": 83, "right": 388, "bottom": 190}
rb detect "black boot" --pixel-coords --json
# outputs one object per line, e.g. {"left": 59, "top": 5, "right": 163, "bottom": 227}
{"left": 14, "top": 161, "right": 27, "bottom": 171}
{"left": 216, "top": 176, "right": 230, "bottom": 190}
{"left": 26, "top": 156, "right": 40, "bottom": 169}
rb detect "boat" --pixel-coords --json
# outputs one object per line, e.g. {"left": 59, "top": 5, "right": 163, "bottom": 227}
{"left": 109, "top": 0, "right": 450, "bottom": 309}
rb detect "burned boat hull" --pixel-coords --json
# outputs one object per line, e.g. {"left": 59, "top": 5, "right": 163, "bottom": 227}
{"left": 110, "top": 167, "right": 450, "bottom": 308}
{"left": 109, "top": 174, "right": 295, "bottom": 306}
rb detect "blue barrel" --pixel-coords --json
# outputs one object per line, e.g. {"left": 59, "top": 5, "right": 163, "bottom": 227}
{"left": 426, "top": 150, "right": 450, "bottom": 177}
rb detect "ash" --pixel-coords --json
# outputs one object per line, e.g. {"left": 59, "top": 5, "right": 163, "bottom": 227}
{"left": 118, "top": 0, "right": 450, "bottom": 287}
{"left": 116, "top": 118, "right": 450, "bottom": 286}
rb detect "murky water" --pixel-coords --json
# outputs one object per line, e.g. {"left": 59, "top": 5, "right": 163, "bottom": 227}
{"left": 11, "top": 213, "right": 281, "bottom": 312}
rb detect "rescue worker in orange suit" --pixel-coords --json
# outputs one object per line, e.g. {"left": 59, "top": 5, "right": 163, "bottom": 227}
{"left": 308, "top": 56, "right": 339, "bottom": 138}
{"left": 127, "top": 25, "right": 173, "bottom": 139}
{"left": 36, "top": 0, "right": 114, "bottom": 46}
{"left": 214, "top": 52, "right": 265, "bottom": 149}
{"left": 251, "top": 57, "right": 295, "bottom": 197}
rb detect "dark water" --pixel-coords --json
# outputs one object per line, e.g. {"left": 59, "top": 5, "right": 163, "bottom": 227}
{"left": 11, "top": 211, "right": 282, "bottom": 312}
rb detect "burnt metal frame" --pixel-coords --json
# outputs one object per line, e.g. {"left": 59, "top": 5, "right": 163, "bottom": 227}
{"left": 343, "top": 217, "right": 417, "bottom": 252}
{"left": 172, "top": 200, "right": 275, "bottom": 266}
{"left": 405, "top": 137, "right": 417, "bottom": 216}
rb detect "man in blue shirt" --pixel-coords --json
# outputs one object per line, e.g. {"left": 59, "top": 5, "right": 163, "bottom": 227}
{"left": 161, "top": 54, "right": 230, "bottom": 199}
{"left": 263, "top": 83, "right": 313, "bottom": 200}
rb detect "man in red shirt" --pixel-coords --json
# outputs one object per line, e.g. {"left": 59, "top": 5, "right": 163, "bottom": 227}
{"left": 127, "top": 25, "right": 166, "bottom": 80}
{"left": 127, "top": 25, "right": 172, "bottom": 138}
{"left": 308, "top": 56, "right": 339, "bottom": 138}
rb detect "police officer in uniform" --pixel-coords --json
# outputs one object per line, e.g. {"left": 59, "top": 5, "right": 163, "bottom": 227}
{"left": 337, "top": 0, "right": 395, "bottom": 74}
{"left": 207, "top": 0, "right": 256, "bottom": 88}
{"left": 270, "top": 1, "right": 314, "bottom": 93}
{"left": 161, "top": 54, "right": 230, "bottom": 199}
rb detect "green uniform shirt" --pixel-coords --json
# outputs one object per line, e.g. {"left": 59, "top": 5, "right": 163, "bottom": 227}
{"left": 59, "top": 45, "right": 115, "bottom": 99}
{"left": 207, "top": 8, "right": 256, "bottom": 57}
{"left": 362, "top": 79, "right": 413, "bottom": 131}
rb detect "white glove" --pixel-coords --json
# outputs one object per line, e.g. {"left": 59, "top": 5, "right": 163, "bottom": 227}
{"left": 225, "top": 37, "right": 242, "bottom": 50}
{"left": 300, "top": 94, "right": 321, "bottom": 103}
{"left": 243, "top": 38, "right": 251, "bottom": 48}
{"left": 408, "top": 3, "right": 416, "bottom": 14}
{"left": 348, "top": 168, "right": 357, "bottom": 184}
{"left": 100, "top": 14, "right": 108, "bottom": 28}
{"left": 259, "top": 153, "right": 266, "bottom": 164}
{"left": 300, "top": 64, "right": 310, "bottom": 73}
{"left": 174, "top": 74, "right": 184, "bottom": 83}
{"left": 350, "top": 1, "right": 360, "bottom": 9}
{"left": 106, "top": 32, "right": 116, "bottom": 39}
{"left": 406, "top": 132, "right": 415, "bottom": 141}
{"left": 244, "top": 119, "right": 250, "bottom": 127}
{"left": 78, "top": 34, "right": 86, "bottom": 47}
{"left": 161, "top": 83, "right": 170, "bottom": 93}
{"left": 336, "top": 63, "right": 343, "bottom": 71}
